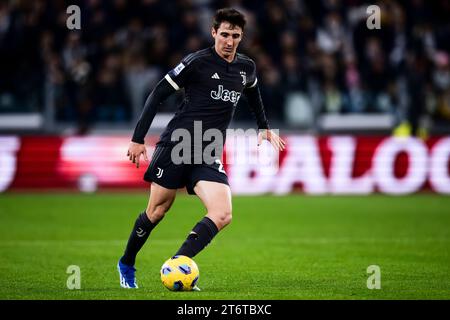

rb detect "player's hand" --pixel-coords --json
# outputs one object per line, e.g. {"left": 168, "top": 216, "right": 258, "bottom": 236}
{"left": 127, "top": 142, "right": 148, "bottom": 168}
{"left": 257, "top": 129, "right": 286, "bottom": 151}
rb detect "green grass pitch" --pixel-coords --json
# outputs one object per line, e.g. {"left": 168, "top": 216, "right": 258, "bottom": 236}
{"left": 0, "top": 193, "right": 449, "bottom": 300}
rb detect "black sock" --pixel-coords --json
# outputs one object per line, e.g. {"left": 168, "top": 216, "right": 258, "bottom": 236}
{"left": 175, "top": 217, "right": 219, "bottom": 258}
{"left": 121, "top": 212, "right": 158, "bottom": 266}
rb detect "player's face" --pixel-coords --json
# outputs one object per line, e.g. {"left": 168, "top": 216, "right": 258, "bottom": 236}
{"left": 212, "top": 22, "right": 243, "bottom": 61}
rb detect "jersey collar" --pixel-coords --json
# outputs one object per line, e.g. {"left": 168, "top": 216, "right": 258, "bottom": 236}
{"left": 210, "top": 46, "right": 238, "bottom": 65}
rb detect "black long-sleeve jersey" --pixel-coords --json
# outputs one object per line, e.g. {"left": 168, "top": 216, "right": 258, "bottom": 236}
{"left": 132, "top": 47, "right": 269, "bottom": 147}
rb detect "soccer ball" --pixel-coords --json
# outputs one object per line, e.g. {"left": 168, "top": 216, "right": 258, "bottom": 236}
{"left": 160, "top": 255, "right": 199, "bottom": 291}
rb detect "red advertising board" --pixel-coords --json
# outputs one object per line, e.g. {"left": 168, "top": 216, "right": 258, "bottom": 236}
{"left": 0, "top": 135, "right": 449, "bottom": 194}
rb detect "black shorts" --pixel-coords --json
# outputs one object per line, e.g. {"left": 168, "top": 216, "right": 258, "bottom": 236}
{"left": 144, "top": 144, "right": 229, "bottom": 195}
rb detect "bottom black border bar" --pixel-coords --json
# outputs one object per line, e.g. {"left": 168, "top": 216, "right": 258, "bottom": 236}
{"left": 1, "top": 299, "right": 446, "bottom": 318}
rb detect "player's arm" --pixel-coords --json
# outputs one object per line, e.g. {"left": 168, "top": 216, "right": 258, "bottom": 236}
{"left": 243, "top": 82, "right": 286, "bottom": 151}
{"left": 127, "top": 78, "right": 176, "bottom": 168}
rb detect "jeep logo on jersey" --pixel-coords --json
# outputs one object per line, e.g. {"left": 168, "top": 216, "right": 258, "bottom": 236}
{"left": 210, "top": 85, "right": 241, "bottom": 106}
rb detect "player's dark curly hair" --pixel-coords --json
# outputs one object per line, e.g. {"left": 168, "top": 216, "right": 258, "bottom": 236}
{"left": 212, "top": 8, "right": 246, "bottom": 31}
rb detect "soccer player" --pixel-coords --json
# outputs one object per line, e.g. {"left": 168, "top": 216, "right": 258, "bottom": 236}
{"left": 118, "top": 8, "right": 285, "bottom": 289}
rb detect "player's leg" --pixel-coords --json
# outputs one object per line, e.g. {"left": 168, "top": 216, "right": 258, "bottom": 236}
{"left": 194, "top": 180, "right": 232, "bottom": 230}
{"left": 121, "top": 143, "right": 181, "bottom": 267}
{"left": 118, "top": 182, "right": 176, "bottom": 288}
{"left": 121, "top": 182, "right": 176, "bottom": 266}
{"left": 175, "top": 180, "right": 232, "bottom": 258}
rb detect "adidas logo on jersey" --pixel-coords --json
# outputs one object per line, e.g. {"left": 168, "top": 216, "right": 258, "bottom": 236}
{"left": 211, "top": 73, "right": 220, "bottom": 79}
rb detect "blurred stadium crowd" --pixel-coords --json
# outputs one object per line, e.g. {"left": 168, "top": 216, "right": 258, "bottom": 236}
{"left": 0, "top": 0, "right": 449, "bottom": 134}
